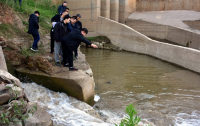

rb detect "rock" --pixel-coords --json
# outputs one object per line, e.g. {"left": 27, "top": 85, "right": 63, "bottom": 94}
{"left": 26, "top": 56, "right": 54, "bottom": 74}
{"left": 86, "top": 68, "right": 93, "bottom": 77}
{"left": 0, "top": 83, "right": 6, "bottom": 91}
{"left": 0, "top": 92, "right": 11, "bottom": 105}
{"left": 25, "top": 102, "right": 53, "bottom": 126}
{"left": 0, "top": 69, "right": 21, "bottom": 87}
{"left": 6, "top": 84, "right": 24, "bottom": 98}
{"left": 93, "top": 42, "right": 103, "bottom": 48}
{"left": 0, "top": 37, "right": 7, "bottom": 47}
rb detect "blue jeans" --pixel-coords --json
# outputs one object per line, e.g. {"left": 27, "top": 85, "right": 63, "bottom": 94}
{"left": 32, "top": 31, "right": 40, "bottom": 49}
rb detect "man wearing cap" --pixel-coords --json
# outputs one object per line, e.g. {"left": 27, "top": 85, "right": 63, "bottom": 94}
{"left": 28, "top": 11, "right": 40, "bottom": 51}
{"left": 58, "top": 1, "right": 67, "bottom": 15}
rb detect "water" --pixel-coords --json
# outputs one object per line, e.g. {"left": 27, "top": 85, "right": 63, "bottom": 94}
{"left": 80, "top": 47, "right": 200, "bottom": 126}
{"left": 22, "top": 83, "right": 117, "bottom": 126}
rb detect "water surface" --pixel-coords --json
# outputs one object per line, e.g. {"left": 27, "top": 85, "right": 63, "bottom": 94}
{"left": 81, "top": 47, "right": 200, "bottom": 126}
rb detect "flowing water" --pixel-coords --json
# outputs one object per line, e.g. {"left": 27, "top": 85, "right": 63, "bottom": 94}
{"left": 80, "top": 47, "right": 200, "bottom": 126}
{"left": 22, "top": 83, "right": 118, "bottom": 126}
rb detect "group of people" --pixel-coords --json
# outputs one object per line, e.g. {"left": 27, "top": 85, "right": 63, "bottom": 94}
{"left": 28, "top": 1, "right": 97, "bottom": 71}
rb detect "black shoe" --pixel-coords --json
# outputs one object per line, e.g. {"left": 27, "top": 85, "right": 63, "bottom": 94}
{"left": 55, "top": 62, "right": 61, "bottom": 67}
{"left": 63, "top": 63, "right": 69, "bottom": 67}
{"left": 69, "top": 67, "right": 78, "bottom": 71}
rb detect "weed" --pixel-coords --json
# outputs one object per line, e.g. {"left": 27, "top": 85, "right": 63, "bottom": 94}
{"left": 0, "top": 86, "right": 37, "bottom": 125}
{"left": 115, "top": 104, "right": 141, "bottom": 126}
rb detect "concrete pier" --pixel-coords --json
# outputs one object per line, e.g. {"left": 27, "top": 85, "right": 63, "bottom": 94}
{"left": 110, "top": 0, "right": 119, "bottom": 21}
{"left": 119, "top": 0, "right": 136, "bottom": 23}
{"left": 101, "top": 0, "right": 110, "bottom": 18}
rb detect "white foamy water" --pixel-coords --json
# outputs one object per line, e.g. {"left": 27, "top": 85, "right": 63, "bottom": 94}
{"left": 22, "top": 82, "right": 116, "bottom": 126}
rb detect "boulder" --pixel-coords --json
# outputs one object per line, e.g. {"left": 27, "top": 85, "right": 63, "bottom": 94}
{"left": 6, "top": 84, "right": 24, "bottom": 98}
{"left": 0, "top": 69, "right": 21, "bottom": 87}
{"left": 25, "top": 102, "right": 53, "bottom": 126}
{"left": 0, "top": 92, "right": 11, "bottom": 105}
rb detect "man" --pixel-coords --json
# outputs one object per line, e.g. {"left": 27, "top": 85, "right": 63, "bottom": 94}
{"left": 74, "top": 14, "right": 82, "bottom": 59}
{"left": 54, "top": 15, "right": 71, "bottom": 66}
{"left": 58, "top": 1, "right": 67, "bottom": 14}
{"left": 61, "top": 28, "right": 98, "bottom": 71}
{"left": 68, "top": 16, "right": 78, "bottom": 58}
{"left": 50, "top": 9, "right": 69, "bottom": 54}
{"left": 76, "top": 14, "right": 82, "bottom": 30}
{"left": 28, "top": 11, "right": 40, "bottom": 51}
{"left": 68, "top": 16, "right": 77, "bottom": 32}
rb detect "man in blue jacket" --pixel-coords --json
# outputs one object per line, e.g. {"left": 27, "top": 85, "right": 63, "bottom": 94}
{"left": 58, "top": 1, "right": 67, "bottom": 14}
{"left": 28, "top": 11, "right": 40, "bottom": 51}
{"left": 61, "top": 28, "right": 98, "bottom": 71}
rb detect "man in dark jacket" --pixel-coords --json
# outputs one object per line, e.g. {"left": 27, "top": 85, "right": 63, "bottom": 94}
{"left": 28, "top": 11, "right": 40, "bottom": 51}
{"left": 76, "top": 14, "right": 82, "bottom": 30}
{"left": 54, "top": 15, "right": 71, "bottom": 66}
{"left": 50, "top": 9, "right": 69, "bottom": 54}
{"left": 58, "top": 1, "right": 67, "bottom": 14}
{"left": 61, "top": 28, "right": 98, "bottom": 71}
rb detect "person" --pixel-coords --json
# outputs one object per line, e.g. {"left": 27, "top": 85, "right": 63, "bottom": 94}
{"left": 28, "top": 11, "right": 40, "bottom": 51}
{"left": 54, "top": 15, "right": 71, "bottom": 66}
{"left": 68, "top": 16, "right": 77, "bottom": 32}
{"left": 58, "top": 1, "right": 67, "bottom": 15}
{"left": 68, "top": 16, "right": 78, "bottom": 58}
{"left": 61, "top": 28, "right": 98, "bottom": 71}
{"left": 76, "top": 14, "right": 82, "bottom": 30}
{"left": 50, "top": 9, "right": 69, "bottom": 54}
{"left": 14, "top": 0, "right": 22, "bottom": 6}
{"left": 74, "top": 14, "right": 82, "bottom": 59}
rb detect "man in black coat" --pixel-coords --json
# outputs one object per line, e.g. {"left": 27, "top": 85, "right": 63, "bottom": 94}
{"left": 62, "top": 28, "right": 98, "bottom": 71}
{"left": 54, "top": 15, "right": 71, "bottom": 66}
{"left": 50, "top": 9, "right": 69, "bottom": 54}
{"left": 28, "top": 11, "right": 40, "bottom": 51}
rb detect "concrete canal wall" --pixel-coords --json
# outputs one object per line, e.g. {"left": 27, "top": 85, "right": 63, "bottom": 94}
{"left": 96, "top": 17, "right": 200, "bottom": 73}
{"left": 126, "top": 19, "right": 200, "bottom": 50}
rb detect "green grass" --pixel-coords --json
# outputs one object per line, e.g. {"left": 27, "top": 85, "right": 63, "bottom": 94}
{"left": 0, "top": 0, "right": 57, "bottom": 34}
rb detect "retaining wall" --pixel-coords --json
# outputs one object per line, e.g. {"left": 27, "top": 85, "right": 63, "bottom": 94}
{"left": 0, "top": 46, "right": 7, "bottom": 71}
{"left": 136, "top": 0, "right": 200, "bottom": 12}
{"left": 126, "top": 19, "right": 200, "bottom": 50}
{"left": 96, "top": 17, "right": 200, "bottom": 73}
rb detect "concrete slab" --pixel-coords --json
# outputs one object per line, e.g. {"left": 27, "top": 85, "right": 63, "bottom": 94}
{"left": 128, "top": 10, "right": 200, "bottom": 33}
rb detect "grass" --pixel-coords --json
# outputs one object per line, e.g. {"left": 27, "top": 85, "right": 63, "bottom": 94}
{"left": 0, "top": 0, "right": 57, "bottom": 35}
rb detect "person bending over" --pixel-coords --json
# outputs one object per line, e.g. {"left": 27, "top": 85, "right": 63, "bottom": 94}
{"left": 61, "top": 28, "right": 98, "bottom": 71}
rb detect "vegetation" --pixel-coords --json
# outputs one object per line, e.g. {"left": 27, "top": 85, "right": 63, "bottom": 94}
{"left": 115, "top": 104, "right": 141, "bottom": 126}
{"left": 0, "top": 0, "right": 57, "bottom": 34}
{"left": 0, "top": 86, "right": 37, "bottom": 125}
{"left": 86, "top": 36, "right": 111, "bottom": 42}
